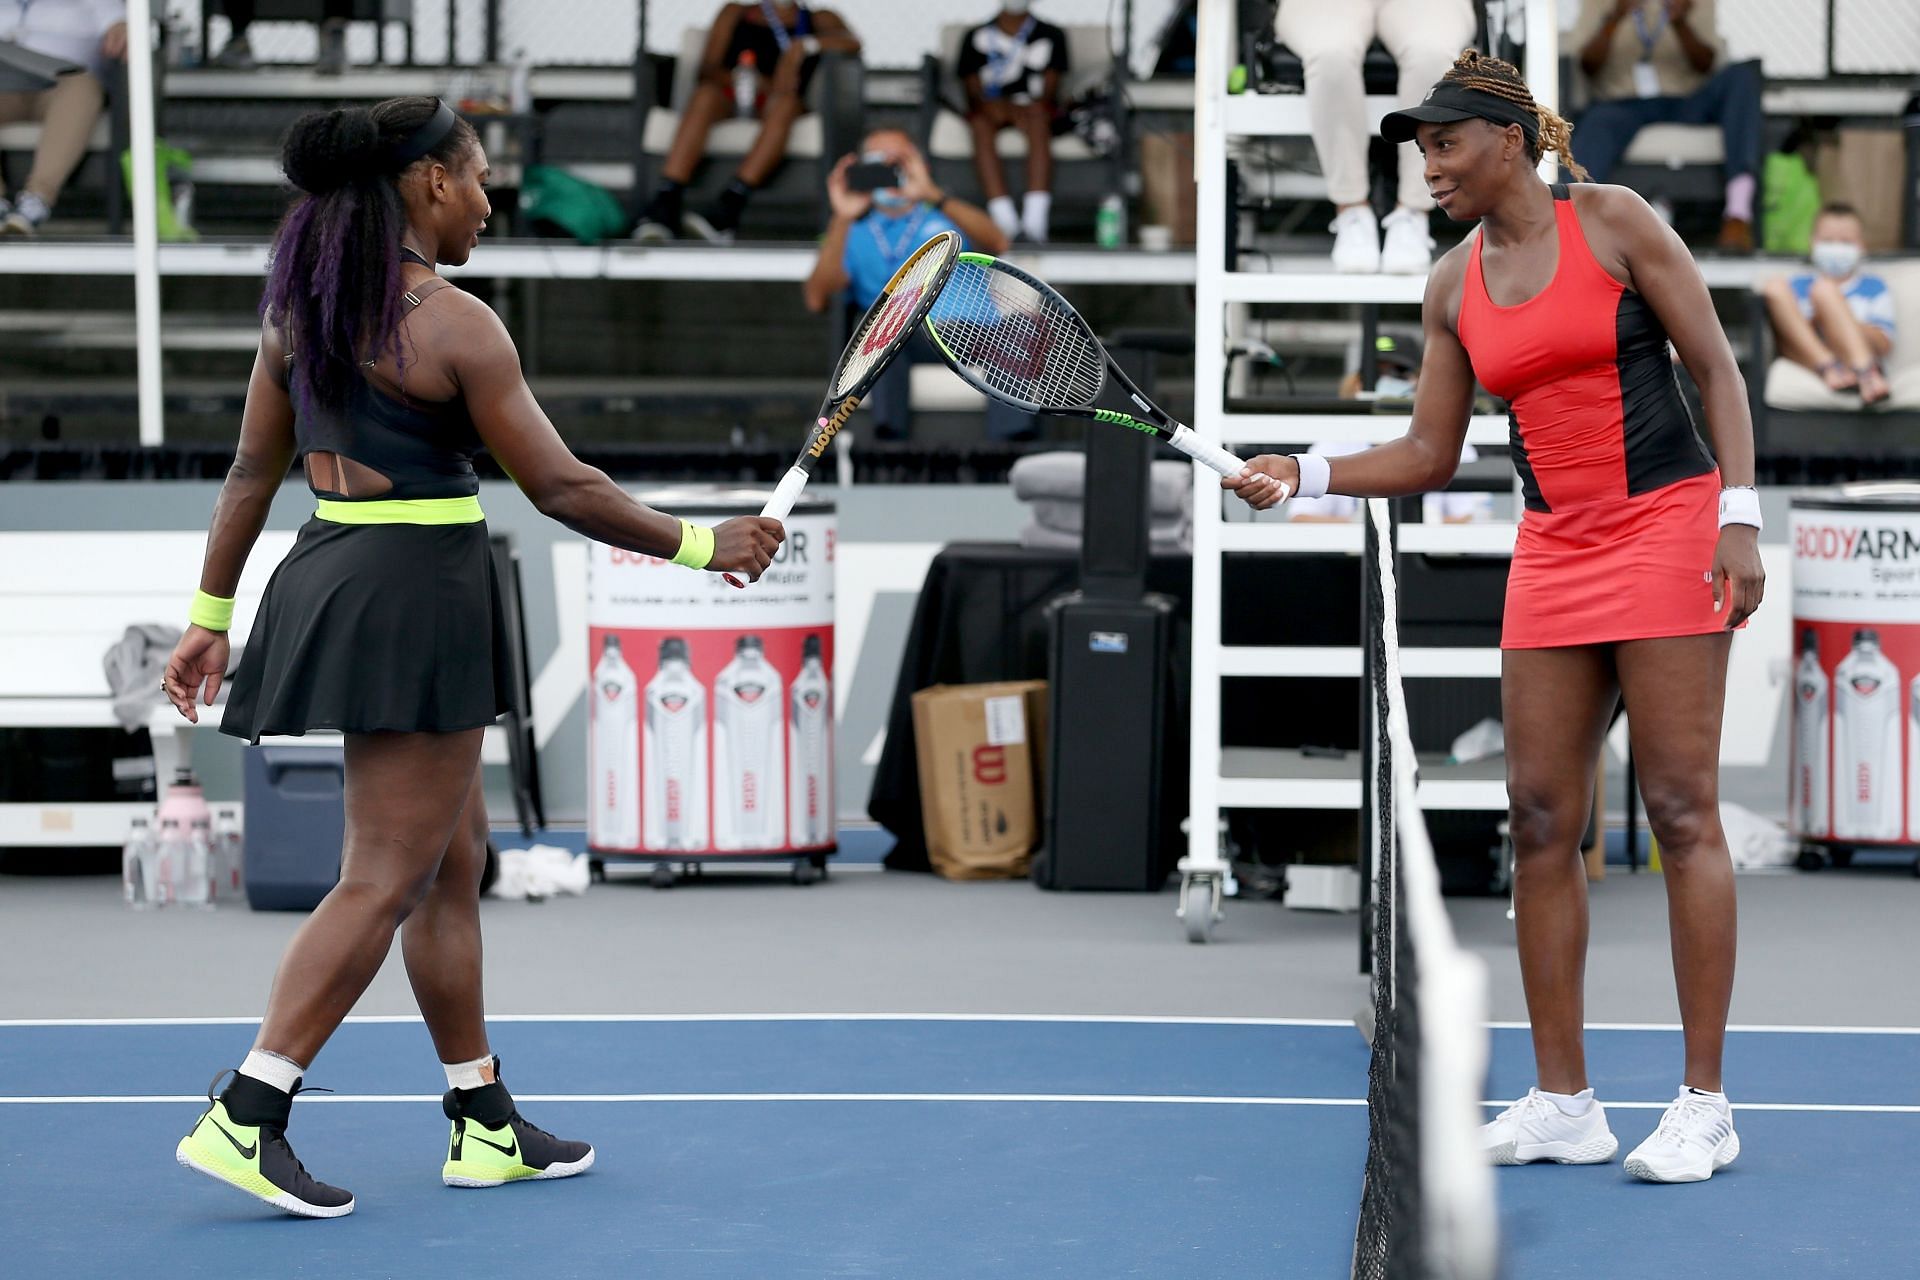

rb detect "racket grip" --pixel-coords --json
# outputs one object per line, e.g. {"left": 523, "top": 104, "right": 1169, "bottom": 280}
{"left": 1167, "top": 425, "right": 1248, "bottom": 478}
{"left": 760, "top": 466, "right": 810, "bottom": 523}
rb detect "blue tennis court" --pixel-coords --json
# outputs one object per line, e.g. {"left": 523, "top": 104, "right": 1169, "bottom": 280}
{"left": 2, "top": 1017, "right": 1912, "bottom": 1278}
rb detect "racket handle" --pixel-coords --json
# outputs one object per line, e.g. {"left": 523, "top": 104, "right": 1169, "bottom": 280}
{"left": 1167, "top": 425, "right": 1248, "bottom": 479}
{"left": 761, "top": 465, "right": 810, "bottom": 523}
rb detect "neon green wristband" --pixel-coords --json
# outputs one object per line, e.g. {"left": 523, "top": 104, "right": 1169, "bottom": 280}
{"left": 189, "top": 589, "right": 236, "bottom": 632}
{"left": 670, "top": 519, "right": 716, "bottom": 570}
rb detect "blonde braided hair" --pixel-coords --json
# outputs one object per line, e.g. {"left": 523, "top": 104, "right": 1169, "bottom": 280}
{"left": 1441, "top": 49, "right": 1589, "bottom": 182}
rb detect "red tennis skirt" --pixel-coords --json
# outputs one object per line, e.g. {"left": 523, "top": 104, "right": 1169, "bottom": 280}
{"left": 1502, "top": 471, "right": 1732, "bottom": 649}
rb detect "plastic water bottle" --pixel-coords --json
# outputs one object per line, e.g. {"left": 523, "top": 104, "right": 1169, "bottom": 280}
{"left": 212, "top": 806, "right": 245, "bottom": 904}
{"left": 733, "top": 51, "right": 758, "bottom": 119}
{"left": 123, "top": 817, "right": 154, "bottom": 909}
{"left": 154, "top": 816, "right": 186, "bottom": 907}
{"left": 1096, "top": 194, "right": 1126, "bottom": 249}
{"left": 180, "top": 816, "right": 214, "bottom": 908}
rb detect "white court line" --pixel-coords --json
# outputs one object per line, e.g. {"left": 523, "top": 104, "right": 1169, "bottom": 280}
{"left": 2, "top": 1014, "right": 1915, "bottom": 1033}
{"left": 4, "top": 1093, "right": 1918, "bottom": 1114}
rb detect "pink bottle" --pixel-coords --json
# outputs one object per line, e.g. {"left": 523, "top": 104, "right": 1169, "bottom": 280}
{"left": 157, "top": 767, "right": 213, "bottom": 831}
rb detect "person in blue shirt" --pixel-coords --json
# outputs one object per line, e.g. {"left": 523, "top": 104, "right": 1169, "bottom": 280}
{"left": 804, "top": 128, "right": 1030, "bottom": 440}
{"left": 1762, "top": 202, "right": 1898, "bottom": 405}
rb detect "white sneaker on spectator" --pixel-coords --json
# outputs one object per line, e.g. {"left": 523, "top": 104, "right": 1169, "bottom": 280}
{"left": 1480, "top": 1088, "right": 1619, "bottom": 1166}
{"left": 1625, "top": 1089, "right": 1740, "bottom": 1183}
{"left": 1379, "top": 207, "right": 1434, "bottom": 275}
{"left": 0, "top": 192, "right": 48, "bottom": 237}
{"left": 680, "top": 211, "right": 735, "bottom": 245}
{"left": 632, "top": 219, "right": 677, "bottom": 244}
{"left": 1329, "top": 206, "right": 1380, "bottom": 274}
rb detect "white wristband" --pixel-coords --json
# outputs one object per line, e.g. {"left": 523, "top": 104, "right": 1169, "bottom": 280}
{"left": 1718, "top": 486, "right": 1762, "bottom": 531}
{"left": 1291, "top": 453, "right": 1330, "bottom": 501}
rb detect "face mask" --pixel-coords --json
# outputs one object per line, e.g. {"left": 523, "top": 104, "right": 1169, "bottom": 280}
{"left": 1810, "top": 240, "right": 1862, "bottom": 279}
{"left": 873, "top": 188, "right": 909, "bottom": 210}
{"left": 1374, "top": 375, "right": 1415, "bottom": 399}
{"left": 1004, "top": 0, "right": 1031, "bottom": 13}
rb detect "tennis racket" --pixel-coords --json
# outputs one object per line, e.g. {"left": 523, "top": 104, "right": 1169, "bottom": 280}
{"left": 723, "top": 230, "right": 961, "bottom": 587}
{"left": 760, "top": 229, "right": 961, "bottom": 522}
{"left": 922, "top": 253, "right": 1286, "bottom": 499}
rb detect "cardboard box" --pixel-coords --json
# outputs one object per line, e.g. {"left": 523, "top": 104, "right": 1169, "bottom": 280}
{"left": 1139, "top": 131, "right": 1197, "bottom": 246}
{"left": 911, "top": 680, "right": 1049, "bottom": 881}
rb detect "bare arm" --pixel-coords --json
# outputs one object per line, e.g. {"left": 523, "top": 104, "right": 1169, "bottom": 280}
{"left": 810, "top": 9, "right": 860, "bottom": 56}
{"left": 442, "top": 293, "right": 781, "bottom": 574}
{"left": 1226, "top": 249, "right": 1476, "bottom": 507}
{"left": 1667, "top": 0, "right": 1718, "bottom": 75}
{"left": 1578, "top": 2, "right": 1630, "bottom": 79}
{"left": 805, "top": 153, "right": 864, "bottom": 313}
{"left": 198, "top": 325, "right": 297, "bottom": 598}
{"left": 896, "top": 148, "right": 1009, "bottom": 255}
{"left": 1589, "top": 183, "right": 1763, "bottom": 626}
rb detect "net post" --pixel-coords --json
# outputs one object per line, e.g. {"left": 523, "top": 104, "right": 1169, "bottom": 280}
{"left": 1358, "top": 509, "right": 1378, "bottom": 977}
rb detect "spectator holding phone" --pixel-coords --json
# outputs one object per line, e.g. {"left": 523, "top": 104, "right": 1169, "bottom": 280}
{"left": 634, "top": 1, "right": 860, "bottom": 243}
{"left": 804, "top": 128, "right": 1027, "bottom": 441}
{"left": 957, "top": 2, "right": 1069, "bottom": 244}
{"left": 1761, "top": 203, "right": 1897, "bottom": 405}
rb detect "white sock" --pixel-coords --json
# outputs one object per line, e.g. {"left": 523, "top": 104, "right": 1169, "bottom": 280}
{"left": 986, "top": 195, "right": 1019, "bottom": 239}
{"left": 1684, "top": 1085, "right": 1730, "bottom": 1107}
{"left": 1021, "top": 190, "right": 1051, "bottom": 242}
{"left": 239, "top": 1049, "right": 304, "bottom": 1094}
{"left": 444, "top": 1054, "right": 496, "bottom": 1091}
{"left": 1539, "top": 1087, "right": 1595, "bottom": 1117}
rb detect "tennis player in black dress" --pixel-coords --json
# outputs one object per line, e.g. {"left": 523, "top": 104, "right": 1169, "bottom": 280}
{"left": 165, "top": 97, "right": 784, "bottom": 1217}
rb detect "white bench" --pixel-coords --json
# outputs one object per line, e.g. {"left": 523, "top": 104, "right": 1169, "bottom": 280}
{"left": 0, "top": 529, "right": 293, "bottom": 846}
{"left": 0, "top": 526, "right": 515, "bottom": 848}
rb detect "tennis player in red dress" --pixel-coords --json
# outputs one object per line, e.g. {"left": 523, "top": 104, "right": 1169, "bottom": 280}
{"left": 1228, "top": 51, "right": 1764, "bottom": 1184}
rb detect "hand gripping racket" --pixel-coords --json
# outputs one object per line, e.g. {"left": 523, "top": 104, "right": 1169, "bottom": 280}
{"left": 724, "top": 230, "right": 961, "bottom": 586}
{"left": 922, "top": 252, "right": 1286, "bottom": 499}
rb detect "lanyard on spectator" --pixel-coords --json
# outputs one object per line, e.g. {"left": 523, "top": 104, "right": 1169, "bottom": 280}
{"left": 1630, "top": 5, "right": 1669, "bottom": 58}
{"left": 757, "top": 0, "right": 812, "bottom": 55}
{"left": 984, "top": 16, "right": 1037, "bottom": 97}
{"left": 867, "top": 207, "right": 930, "bottom": 265}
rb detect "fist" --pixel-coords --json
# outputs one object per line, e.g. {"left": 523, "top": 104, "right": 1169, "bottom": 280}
{"left": 710, "top": 515, "right": 785, "bottom": 581}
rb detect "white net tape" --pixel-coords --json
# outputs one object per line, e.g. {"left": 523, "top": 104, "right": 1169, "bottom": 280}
{"left": 1366, "top": 498, "right": 1499, "bottom": 1280}
{"left": 833, "top": 237, "right": 955, "bottom": 397}
{"left": 926, "top": 261, "right": 1105, "bottom": 410}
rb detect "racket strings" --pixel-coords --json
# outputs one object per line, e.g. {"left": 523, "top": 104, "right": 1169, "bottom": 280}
{"left": 929, "top": 263, "right": 1105, "bottom": 410}
{"left": 834, "top": 239, "right": 956, "bottom": 397}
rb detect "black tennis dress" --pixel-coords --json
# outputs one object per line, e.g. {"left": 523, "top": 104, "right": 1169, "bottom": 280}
{"left": 220, "top": 277, "right": 513, "bottom": 742}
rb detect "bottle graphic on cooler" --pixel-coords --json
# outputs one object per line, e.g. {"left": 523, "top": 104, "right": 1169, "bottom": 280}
{"left": 644, "top": 637, "right": 708, "bottom": 850}
{"left": 589, "top": 634, "right": 641, "bottom": 850}
{"left": 789, "top": 634, "right": 832, "bottom": 848}
{"left": 1832, "top": 628, "right": 1902, "bottom": 841}
{"left": 713, "top": 635, "right": 785, "bottom": 850}
{"left": 1791, "top": 628, "right": 1829, "bottom": 839}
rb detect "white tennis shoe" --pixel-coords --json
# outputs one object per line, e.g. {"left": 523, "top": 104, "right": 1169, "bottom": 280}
{"left": 1624, "top": 1090, "right": 1740, "bottom": 1183}
{"left": 1481, "top": 1088, "right": 1619, "bottom": 1166}
{"left": 1329, "top": 206, "right": 1381, "bottom": 274}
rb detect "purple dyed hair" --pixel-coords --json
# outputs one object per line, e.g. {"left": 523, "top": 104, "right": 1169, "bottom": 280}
{"left": 262, "top": 97, "right": 476, "bottom": 418}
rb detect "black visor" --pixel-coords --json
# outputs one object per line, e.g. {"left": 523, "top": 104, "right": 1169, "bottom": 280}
{"left": 1380, "top": 80, "right": 1538, "bottom": 146}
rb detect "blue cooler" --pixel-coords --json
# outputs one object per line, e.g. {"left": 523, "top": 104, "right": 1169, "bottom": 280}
{"left": 242, "top": 744, "right": 345, "bottom": 910}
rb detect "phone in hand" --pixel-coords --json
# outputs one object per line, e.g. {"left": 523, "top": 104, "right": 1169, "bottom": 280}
{"left": 845, "top": 161, "right": 902, "bottom": 192}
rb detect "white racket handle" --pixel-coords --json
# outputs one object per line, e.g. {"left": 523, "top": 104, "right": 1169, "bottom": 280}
{"left": 1167, "top": 425, "right": 1248, "bottom": 478}
{"left": 761, "top": 466, "right": 810, "bottom": 522}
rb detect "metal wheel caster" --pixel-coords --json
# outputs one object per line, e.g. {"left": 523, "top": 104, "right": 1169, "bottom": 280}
{"left": 649, "top": 862, "right": 676, "bottom": 889}
{"left": 791, "top": 859, "right": 821, "bottom": 886}
{"left": 1794, "top": 846, "right": 1825, "bottom": 872}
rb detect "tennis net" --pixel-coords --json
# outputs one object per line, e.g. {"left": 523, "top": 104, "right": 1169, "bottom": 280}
{"left": 1352, "top": 498, "right": 1500, "bottom": 1280}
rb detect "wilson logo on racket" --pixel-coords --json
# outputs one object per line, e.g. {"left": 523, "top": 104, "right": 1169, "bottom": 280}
{"left": 807, "top": 396, "right": 860, "bottom": 457}
{"left": 860, "top": 286, "right": 922, "bottom": 354}
{"left": 1093, "top": 408, "right": 1157, "bottom": 436}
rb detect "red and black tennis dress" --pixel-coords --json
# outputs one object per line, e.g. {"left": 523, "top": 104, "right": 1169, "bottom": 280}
{"left": 1456, "top": 184, "right": 1722, "bottom": 648}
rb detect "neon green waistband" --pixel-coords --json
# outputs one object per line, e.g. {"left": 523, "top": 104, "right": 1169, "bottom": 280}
{"left": 314, "top": 496, "right": 484, "bottom": 526}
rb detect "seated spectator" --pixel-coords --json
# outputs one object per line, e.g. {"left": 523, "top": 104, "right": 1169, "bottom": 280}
{"left": 1336, "top": 330, "right": 1420, "bottom": 401}
{"left": 211, "top": 0, "right": 354, "bottom": 74}
{"left": 634, "top": 1, "right": 860, "bottom": 244}
{"left": 1569, "top": 0, "right": 1760, "bottom": 252}
{"left": 1761, "top": 203, "right": 1896, "bottom": 405}
{"left": 0, "top": 0, "right": 125, "bottom": 237}
{"left": 803, "top": 129, "right": 1028, "bottom": 441}
{"left": 957, "top": 2, "right": 1068, "bottom": 245}
{"left": 1274, "top": 0, "right": 1475, "bottom": 274}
